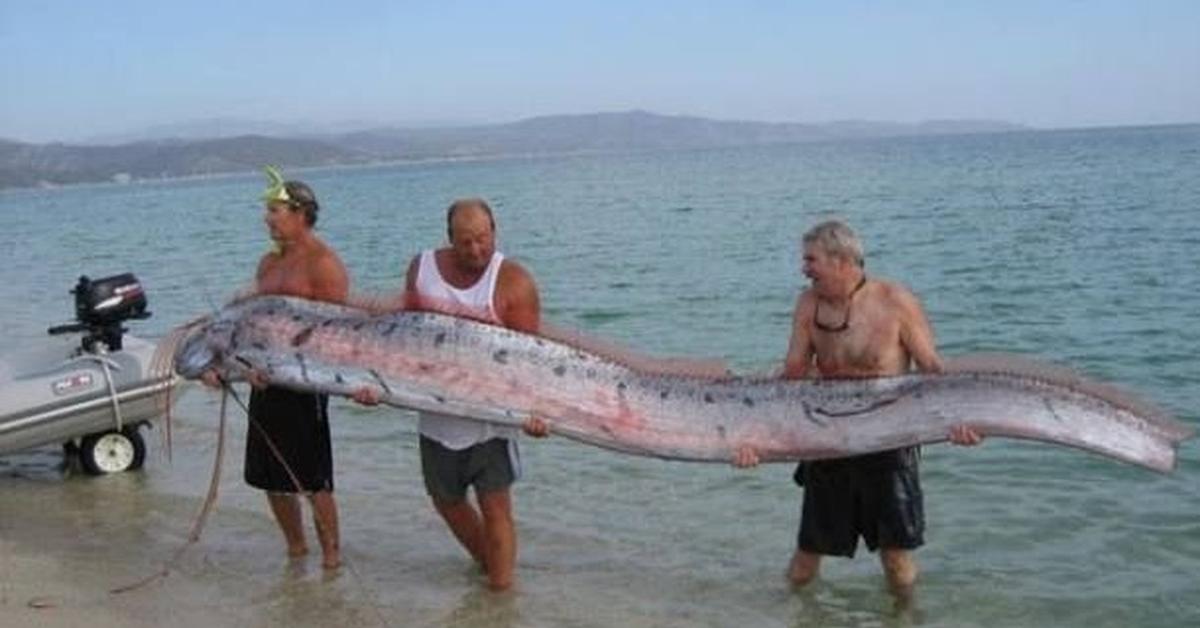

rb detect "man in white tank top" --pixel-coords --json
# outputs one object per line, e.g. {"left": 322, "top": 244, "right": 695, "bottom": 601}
{"left": 403, "top": 197, "right": 546, "bottom": 591}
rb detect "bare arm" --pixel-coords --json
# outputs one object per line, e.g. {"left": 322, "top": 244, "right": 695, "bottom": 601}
{"left": 895, "top": 286, "right": 943, "bottom": 374}
{"left": 895, "top": 286, "right": 981, "bottom": 444}
{"left": 243, "top": 254, "right": 273, "bottom": 297}
{"left": 205, "top": 254, "right": 275, "bottom": 389}
{"left": 402, "top": 255, "right": 421, "bottom": 309}
{"left": 495, "top": 260, "right": 541, "bottom": 334}
{"left": 782, "top": 292, "right": 816, "bottom": 379}
{"left": 495, "top": 260, "right": 546, "bottom": 437}
{"left": 310, "top": 252, "right": 350, "bottom": 304}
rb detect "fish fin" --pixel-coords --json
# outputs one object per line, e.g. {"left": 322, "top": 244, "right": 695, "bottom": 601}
{"left": 345, "top": 288, "right": 408, "bottom": 315}
{"left": 358, "top": 287, "right": 732, "bottom": 377}
{"left": 539, "top": 321, "right": 730, "bottom": 378}
{"left": 946, "top": 353, "right": 1193, "bottom": 441}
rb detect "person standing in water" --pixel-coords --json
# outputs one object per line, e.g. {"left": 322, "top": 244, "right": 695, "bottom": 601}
{"left": 355, "top": 197, "right": 546, "bottom": 590}
{"left": 208, "top": 167, "right": 349, "bottom": 570}
{"left": 733, "top": 219, "right": 981, "bottom": 596}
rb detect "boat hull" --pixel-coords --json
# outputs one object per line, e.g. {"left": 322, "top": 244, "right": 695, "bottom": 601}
{"left": 0, "top": 336, "right": 178, "bottom": 455}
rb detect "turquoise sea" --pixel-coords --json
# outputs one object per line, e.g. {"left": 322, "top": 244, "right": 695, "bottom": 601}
{"left": 1, "top": 125, "right": 1198, "bottom": 627}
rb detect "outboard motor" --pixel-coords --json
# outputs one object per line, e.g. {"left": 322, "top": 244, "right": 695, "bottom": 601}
{"left": 47, "top": 273, "right": 152, "bottom": 352}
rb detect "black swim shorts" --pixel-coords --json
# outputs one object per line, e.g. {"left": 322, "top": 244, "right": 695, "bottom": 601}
{"left": 419, "top": 435, "right": 519, "bottom": 503}
{"left": 244, "top": 386, "right": 334, "bottom": 493}
{"left": 797, "top": 447, "right": 924, "bottom": 557}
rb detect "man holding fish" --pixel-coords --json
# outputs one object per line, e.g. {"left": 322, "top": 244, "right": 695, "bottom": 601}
{"left": 355, "top": 197, "right": 548, "bottom": 591}
{"left": 203, "top": 168, "right": 348, "bottom": 570}
{"left": 734, "top": 219, "right": 982, "bottom": 596}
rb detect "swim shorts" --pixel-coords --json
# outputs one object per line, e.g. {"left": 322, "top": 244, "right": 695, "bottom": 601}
{"left": 244, "top": 386, "right": 334, "bottom": 493}
{"left": 419, "top": 435, "right": 519, "bottom": 502}
{"left": 797, "top": 447, "right": 924, "bottom": 557}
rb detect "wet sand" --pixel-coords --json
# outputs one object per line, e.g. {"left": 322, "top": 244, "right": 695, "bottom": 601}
{"left": 0, "top": 393, "right": 822, "bottom": 628}
{"left": 0, "top": 398, "right": 525, "bottom": 628}
{"left": 5, "top": 391, "right": 1197, "bottom": 628}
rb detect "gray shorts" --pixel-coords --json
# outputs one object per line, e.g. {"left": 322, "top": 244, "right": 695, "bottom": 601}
{"left": 419, "top": 435, "right": 520, "bottom": 503}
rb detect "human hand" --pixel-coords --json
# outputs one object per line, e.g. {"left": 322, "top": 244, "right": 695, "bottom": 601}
{"left": 732, "top": 444, "right": 760, "bottom": 468}
{"left": 948, "top": 424, "right": 983, "bottom": 446}
{"left": 351, "top": 386, "right": 382, "bottom": 406}
{"left": 522, "top": 416, "right": 550, "bottom": 438}
{"left": 200, "top": 370, "right": 223, "bottom": 389}
{"left": 246, "top": 369, "right": 270, "bottom": 390}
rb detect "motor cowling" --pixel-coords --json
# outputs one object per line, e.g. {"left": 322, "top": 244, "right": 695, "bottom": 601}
{"left": 48, "top": 273, "right": 152, "bottom": 351}
{"left": 73, "top": 273, "right": 149, "bottom": 327}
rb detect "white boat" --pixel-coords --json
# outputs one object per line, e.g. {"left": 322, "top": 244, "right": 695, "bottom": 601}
{"left": 0, "top": 274, "right": 180, "bottom": 474}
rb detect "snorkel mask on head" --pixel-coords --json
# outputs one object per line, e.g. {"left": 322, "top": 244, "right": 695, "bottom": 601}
{"left": 261, "top": 165, "right": 291, "bottom": 204}
{"left": 261, "top": 165, "right": 293, "bottom": 254}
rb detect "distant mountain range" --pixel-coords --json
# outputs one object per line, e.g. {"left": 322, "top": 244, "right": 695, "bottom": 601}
{"left": 0, "top": 111, "right": 1027, "bottom": 189}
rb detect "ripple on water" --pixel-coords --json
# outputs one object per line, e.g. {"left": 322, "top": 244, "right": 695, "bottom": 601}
{"left": 1, "top": 127, "right": 1199, "bottom": 627}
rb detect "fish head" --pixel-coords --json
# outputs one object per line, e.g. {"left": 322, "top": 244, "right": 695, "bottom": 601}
{"left": 173, "top": 317, "right": 237, "bottom": 378}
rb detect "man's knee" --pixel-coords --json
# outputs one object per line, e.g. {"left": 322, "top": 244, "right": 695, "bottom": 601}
{"left": 880, "top": 549, "right": 917, "bottom": 589}
{"left": 477, "top": 489, "right": 513, "bottom": 523}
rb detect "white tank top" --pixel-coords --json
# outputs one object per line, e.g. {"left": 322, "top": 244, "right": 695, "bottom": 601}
{"left": 415, "top": 249, "right": 516, "bottom": 448}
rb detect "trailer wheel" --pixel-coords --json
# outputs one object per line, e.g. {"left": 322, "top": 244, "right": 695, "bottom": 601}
{"left": 79, "top": 426, "right": 146, "bottom": 475}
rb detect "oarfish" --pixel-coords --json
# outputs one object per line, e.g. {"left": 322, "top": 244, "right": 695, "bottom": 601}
{"left": 173, "top": 296, "right": 1193, "bottom": 472}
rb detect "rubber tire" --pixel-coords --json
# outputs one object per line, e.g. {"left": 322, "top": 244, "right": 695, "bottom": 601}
{"left": 79, "top": 426, "right": 147, "bottom": 475}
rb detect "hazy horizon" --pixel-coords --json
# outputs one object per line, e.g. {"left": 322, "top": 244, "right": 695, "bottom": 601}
{"left": 3, "top": 1, "right": 1197, "bottom": 144}
{"left": 0, "top": 110, "right": 1028, "bottom": 147}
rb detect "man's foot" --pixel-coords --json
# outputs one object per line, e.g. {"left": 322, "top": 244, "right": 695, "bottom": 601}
{"left": 890, "top": 582, "right": 915, "bottom": 606}
{"left": 287, "top": 544, "right": 309, "bottom": 558}
{"left": 321, "top": 553, "right": 341, "bottom": 570}
{"left": 485, "top": 573, "right": 514, "bottom": 592}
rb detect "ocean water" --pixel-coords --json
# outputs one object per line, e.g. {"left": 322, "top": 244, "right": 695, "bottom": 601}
{"left": 1, "top": 125, "right": 1198, "bottom": 627}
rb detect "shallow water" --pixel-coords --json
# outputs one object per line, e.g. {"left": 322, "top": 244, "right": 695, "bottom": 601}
{"left": 2, "top": 125, "right": 1198, "bottom": 627}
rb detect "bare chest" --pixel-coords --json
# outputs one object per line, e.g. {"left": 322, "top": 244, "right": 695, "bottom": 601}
{"left": 811, "top": 308, "right": 907, "bottom": 376}
{"left": 257, "top": 256, "right": 316, "bottom": 299}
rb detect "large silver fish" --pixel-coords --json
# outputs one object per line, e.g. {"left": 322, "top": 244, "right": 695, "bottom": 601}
{"left": 173, "top": 296, "right": 1193, "bottom": 472}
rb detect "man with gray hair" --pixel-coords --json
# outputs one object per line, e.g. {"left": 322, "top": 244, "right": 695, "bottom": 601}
{"left": 734, "top": 219, "right": 980, "bottom": 597}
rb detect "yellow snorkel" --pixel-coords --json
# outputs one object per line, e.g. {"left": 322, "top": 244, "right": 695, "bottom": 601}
{"left": 261, "top": 165, "right": 290, "bottom": 204}
{"left": 261, "top": 165, "right": 288, "bottom": 255}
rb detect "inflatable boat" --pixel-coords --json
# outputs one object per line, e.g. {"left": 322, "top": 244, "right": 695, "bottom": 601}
{"left": 0, "top": 274, "right": 179, "bottom": 474}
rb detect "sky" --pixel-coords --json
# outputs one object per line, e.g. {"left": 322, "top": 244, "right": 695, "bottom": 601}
{"left": 1, "top": 1, "right": 1197, "bottom": 143}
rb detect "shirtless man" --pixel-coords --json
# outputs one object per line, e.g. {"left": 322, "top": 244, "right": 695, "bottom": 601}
{"left": 355, "top": 198, "right": 545, "bottom": 590}
{"left": 734, "top": 219, "right": 980, "bottom": 595}
{"left": 209, "top": 170, "right": 349, "bottom": 569}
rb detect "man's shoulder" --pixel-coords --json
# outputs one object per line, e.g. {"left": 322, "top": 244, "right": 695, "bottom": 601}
{"left": 423, "top": 247, "right": 457, "bottom": 267}
{"left": 316, "top": 238, "right": 346, "bottom": 262}
{"left": 498, "top": 256, "right": 533, "bottom": 278}
{"left": 496, "top": 257, "right": 539, "bottom": 305}
{"left": 256, "top": 249, "right": 279, "bottom": 267}
{"left": 871, "top": 277, "right": 915, "bottom": 299}
{"left": 308, "top": 240, "right": 347, "bottom": 273}
{"left": 869, "top": 278, "right": 924, "bottom": 314}
{"left": 789, "top": 289, "right": 818, "bottom": 330}
{"left": 795, "top": 287, "right": 819, "bottom": 309}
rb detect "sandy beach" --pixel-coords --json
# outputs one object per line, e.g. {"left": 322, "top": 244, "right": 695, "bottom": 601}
{"left": 0, "top": 396, "right": 529, "bottom": 628}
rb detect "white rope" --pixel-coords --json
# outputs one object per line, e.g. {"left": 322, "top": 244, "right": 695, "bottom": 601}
{"left": 66, "top": 354, "right": 125, "bottom": 432}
